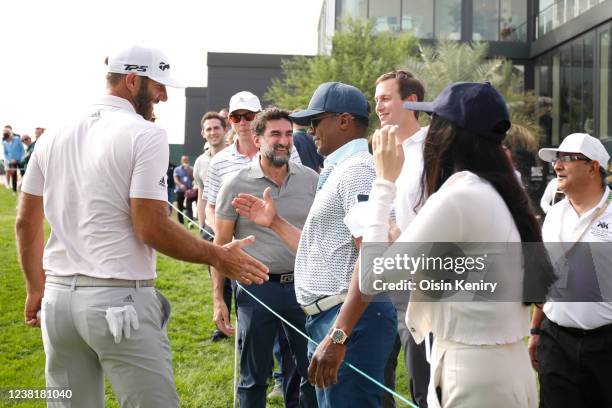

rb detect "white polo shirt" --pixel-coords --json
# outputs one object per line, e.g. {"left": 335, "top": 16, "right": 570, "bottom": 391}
{"left": 21, "top": 95, "right": 169, "bottom": 280}
{"left": 542, "top": 186, "right": 612, "bottom": 329}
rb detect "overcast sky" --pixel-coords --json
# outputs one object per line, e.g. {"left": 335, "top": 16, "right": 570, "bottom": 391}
{"left": 1, "top": 0, "right": 323, "bottom": 143}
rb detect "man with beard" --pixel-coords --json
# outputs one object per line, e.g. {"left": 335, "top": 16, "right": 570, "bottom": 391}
{"left": 15, "top": 45, "right": 269, "bottom": 408}
{"left": 212, "top": 108, "right": 318, "bottom": 407}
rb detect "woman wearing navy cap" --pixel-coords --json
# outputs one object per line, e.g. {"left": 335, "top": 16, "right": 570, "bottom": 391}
{"left": 362, "top": 82, "right": 552, "bottom": 408}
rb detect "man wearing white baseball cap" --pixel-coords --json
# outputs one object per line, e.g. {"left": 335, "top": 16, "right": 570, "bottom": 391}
{"left": 15, "top": 45, "right": 269, "bottom": 408}
{"left": 106, "top": 44, "right": 183, "bottom": 89}
{"left": 530, "top": 133, "right": 612, "bottom": 407}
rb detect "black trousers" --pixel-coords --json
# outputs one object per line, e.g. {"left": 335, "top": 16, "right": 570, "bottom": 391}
{"left": 7, "top": 160, "right": 18, "bottom": 192}
{"left": 175, "top": 190, "right": 196, "bottom": 225}
{"left": 538, "top": 317, "right": 612, "bottom": 408}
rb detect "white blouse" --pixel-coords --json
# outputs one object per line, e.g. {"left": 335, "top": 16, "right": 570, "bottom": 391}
{"left": 363, "top": 171, "right": 530, "bottom": 345}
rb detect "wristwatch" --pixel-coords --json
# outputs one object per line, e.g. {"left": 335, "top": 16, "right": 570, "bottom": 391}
{"left": 329, "top": 327, "right": 349, "bottom": 345}
{"left": 530, "top": 327, "right": 542, "bottom": 335}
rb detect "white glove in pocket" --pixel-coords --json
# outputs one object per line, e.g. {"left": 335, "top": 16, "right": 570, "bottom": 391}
{"left": 105, "top": 305, "right": 139, "bottom": 343}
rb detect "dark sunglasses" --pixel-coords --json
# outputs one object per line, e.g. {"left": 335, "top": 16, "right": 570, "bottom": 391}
{"left": 228, "top": 111, "right": 256, "bottom": 123}
{"left": 552, "top": 154, "right": 591, "bottom": 164}
{"left": 307, "top": 113, "right": 339, "bottom": 133}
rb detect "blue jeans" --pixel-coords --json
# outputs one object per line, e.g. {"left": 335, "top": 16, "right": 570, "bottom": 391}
{"left": 235, "top": 281, "right": 317, "bottom": 408}
{"left": 305, "top": 294, "right": 397, "bottom": 408}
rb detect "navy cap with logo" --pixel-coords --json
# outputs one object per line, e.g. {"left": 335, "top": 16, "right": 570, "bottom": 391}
{"left": 403, "top": 82, "right": 510, "bottom": 142}
{"left": 290, "top": 82, "right": 371, "bottom": 126}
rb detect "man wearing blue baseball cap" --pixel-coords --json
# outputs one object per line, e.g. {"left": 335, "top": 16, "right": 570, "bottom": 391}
{"left": 232, "top": 82, "right": 397, "bottom": 407}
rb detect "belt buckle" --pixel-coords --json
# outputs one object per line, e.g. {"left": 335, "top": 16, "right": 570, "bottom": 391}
{"left": 279, "top": 274, "right": 294, "bottom": 284}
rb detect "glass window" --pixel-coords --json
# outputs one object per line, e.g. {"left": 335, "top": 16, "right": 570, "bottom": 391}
{"left": 369, "top": 0, "right": 401, "bottom": 33}
{"left": 338, "top": 0, "right": 367, "bottom": 21}
{"left": 401, "top": 0, "right": 434, "bottom": 39}
{"left": 600, "top": 29, "right": 612, "bottom": 138}
{"left": 560, "top": 45, "right": 572, "bottom": 140}
{"left": 565, "top": 0, "right": 576, "bottom": 21}
{"left": 435, "top": 0, "right": 462, "bottom": 40}
{"left": 539, "top": 0, "right": 554, "bottom": 12}
{"left": 583, "top": 34, "right": 594, "bottom": 135}
{"left": 552, "top": 53, "right": 562, "bottom": 145}
{"left": 473, "top": 0, "right": 500, "bottom": 41}
{"left": 569, "top": 39, "right": 583, "bottom": 134}
{"left": 578, "top": 0, "right": 590, "bottom": 13}
{"left": 535, "top": 56, "right": 554, "bottom": 146}
{"left": 500, "top": 0, "right": 527, "bottom": 41}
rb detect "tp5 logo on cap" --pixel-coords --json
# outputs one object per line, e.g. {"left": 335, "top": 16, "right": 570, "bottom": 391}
{"left": 107, "top": 45, "right": 184, "bottom": 88}
{"left": 124, "top": 64, "right": 148, "bottom": 72}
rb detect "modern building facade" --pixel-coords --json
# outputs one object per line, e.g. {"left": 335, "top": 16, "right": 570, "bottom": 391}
{"left": 320, "top": 0, "right": 612, "bottom": 148}
{"left": 184, "top": 0, "right": 611, "bottom": 167}
{"left": 183, "top": 53, "right": 292, "bottom": 161}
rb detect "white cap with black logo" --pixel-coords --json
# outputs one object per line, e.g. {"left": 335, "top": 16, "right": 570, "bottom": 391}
{"left": 107, "top": 45, "right": 184, "bottom": 88}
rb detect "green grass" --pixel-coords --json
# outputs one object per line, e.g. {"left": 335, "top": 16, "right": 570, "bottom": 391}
{"left": 0, "top": 187, "right": 412, "bottom": 407}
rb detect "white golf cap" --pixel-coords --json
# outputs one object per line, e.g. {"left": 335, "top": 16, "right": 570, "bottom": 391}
{"left": 539, "top": 133, "right": 610, "bottom": 167}
{"left": 107, "top": 45, "right": 183, "bottom": 88}
{"left": 229, "top": 91, "right": 261, "bottom": 113}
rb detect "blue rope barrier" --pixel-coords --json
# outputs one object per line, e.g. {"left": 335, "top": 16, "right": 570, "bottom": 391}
{"left": 169, "top": 201, "right": 417, "bottom": 407}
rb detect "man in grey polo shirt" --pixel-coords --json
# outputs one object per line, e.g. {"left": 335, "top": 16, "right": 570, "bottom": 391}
{"left": 212, "top": 108, "right": 318, "bottom": 407}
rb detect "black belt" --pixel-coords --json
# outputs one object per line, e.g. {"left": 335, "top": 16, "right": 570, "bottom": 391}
{"left": 267, "top": 273, "right": 294, "bottom": 283}
{"left": 547, "top": 318, "right": 612, "bottom": 337}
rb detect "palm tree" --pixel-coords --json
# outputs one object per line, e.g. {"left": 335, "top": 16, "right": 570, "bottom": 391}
{"left": 404, "top": 40, "right": 542, "bottom": 155}
{"left": 404, "top": 40, "right": 545, "bottom": 210}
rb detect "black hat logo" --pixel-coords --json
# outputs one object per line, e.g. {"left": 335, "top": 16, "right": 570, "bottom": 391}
{"left": 159, "top": 62, "right": 170, "bottom": 71}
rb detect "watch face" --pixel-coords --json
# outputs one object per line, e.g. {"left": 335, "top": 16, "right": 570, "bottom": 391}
{"left": 331, "top": 329, "right": 346, "bottom": 344}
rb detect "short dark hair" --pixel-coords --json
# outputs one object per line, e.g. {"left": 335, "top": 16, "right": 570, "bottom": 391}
{"left": 376, "top": 70, "right": 425, "bottom": 118}
{"left": 251, "top": 108, "right": 292, "bottom": 136}
{"left": 200, "top": 111, "right": 227, "bottom": 130}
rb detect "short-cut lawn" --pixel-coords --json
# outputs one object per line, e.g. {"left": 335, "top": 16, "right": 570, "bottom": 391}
{"left": 0, "top": 186, "right": 410, "bottom": 407}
